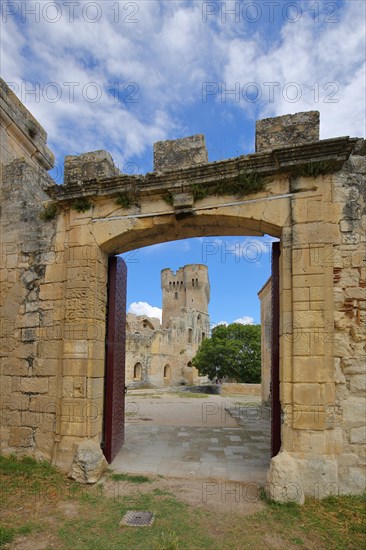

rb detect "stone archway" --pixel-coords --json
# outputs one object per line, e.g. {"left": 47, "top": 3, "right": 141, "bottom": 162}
{"left": 1, "top": 87, "right": 365, "bottom": 501}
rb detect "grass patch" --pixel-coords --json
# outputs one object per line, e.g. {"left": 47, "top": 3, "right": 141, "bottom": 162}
{"left": 176, "top": 392, "right": 210, "bottom": 398}
{"left": 127, "top": 392, "right": 161, "bottom": 398}
{"left": 0, "top": 525, "right": 15, "bottom": 548}
{"left": 1, "top": 454, "right": 365, "bottom": 550}
{"left": 0, "top": 522, "right": 43, "bottom": 548}
{"left": 57, "top": 487, "right": 216, "bottom": 550}
{"left": 110, "top": 473, "right": 152, "bottom": 484}
{"left": 152, "top": 530, "right": 180, "bottom": 549}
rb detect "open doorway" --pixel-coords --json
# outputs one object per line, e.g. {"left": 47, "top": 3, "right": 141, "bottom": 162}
{"left": 103, "top": 235, "right": 280, "bottom": 483}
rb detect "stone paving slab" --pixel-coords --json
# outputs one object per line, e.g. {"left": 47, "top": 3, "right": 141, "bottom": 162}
{"left": 112, "top": 393, "right": 271, "bottom": 483}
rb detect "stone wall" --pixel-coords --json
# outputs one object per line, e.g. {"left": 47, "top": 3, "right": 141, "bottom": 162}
{"left": 331, "top": 143, "right": 366, "bottom": 494}
{"left": 221, "top": 383, "right": 261, "bottom": 396}
{"left": 0, "top": 78, "right": 57, "bottom": 461}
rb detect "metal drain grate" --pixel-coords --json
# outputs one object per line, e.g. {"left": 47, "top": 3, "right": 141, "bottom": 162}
{"left": 120, "top": 511, "right": 155, "bottom": 527}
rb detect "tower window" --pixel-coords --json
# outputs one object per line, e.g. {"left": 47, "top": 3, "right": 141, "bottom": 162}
{"left": 133, "top": 363, "right": 142, "bottom": 380}
{"left": 175, "top": 292, "right": 178, "bottom": 299}
{"left": 188, "top": 328, "right": 192, "bottom": 343}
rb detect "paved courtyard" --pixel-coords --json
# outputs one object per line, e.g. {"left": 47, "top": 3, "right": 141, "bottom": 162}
{"left": 112, "top": 391, "right": 271, "bottom": 482}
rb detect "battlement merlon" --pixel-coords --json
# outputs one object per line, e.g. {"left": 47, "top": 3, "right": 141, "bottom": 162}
{"left": 161, "top": 264, "right": 210, "bottom": 304}
{"left": 0, "top": 78, "right": 55, "bottom": 171}
{"left": 154, "top": 134, "right": 208, "bottom": 173}
{"left": 64, "top": 150, "right": 121, "bottom": 186}
{"left": 255, "top": 111, "right": 320, "bottom": 152}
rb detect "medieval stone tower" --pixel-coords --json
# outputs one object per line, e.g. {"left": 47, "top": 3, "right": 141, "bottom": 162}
{"left": 161, "top": 264, "right": 210, "bottom": 328}
{"left": 125, "top": 264, "right": 210, "bottom": 387}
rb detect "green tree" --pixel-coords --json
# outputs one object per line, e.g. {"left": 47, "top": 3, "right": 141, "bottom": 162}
{"left": 192, "top": 323, "right": 261, "bottom": 383}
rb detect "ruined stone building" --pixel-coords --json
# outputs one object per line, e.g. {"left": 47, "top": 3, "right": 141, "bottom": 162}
{"left": 258, "top": 277, "right": 272, "bottom": 403}
{"left": 1, "top": 75, "right": 365, "bottom": 501}
{"left": 125, "top": 264, "right": 210, "bottom": 387}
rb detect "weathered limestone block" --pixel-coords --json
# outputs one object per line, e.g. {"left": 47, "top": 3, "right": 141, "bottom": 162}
{"left": 154, "top": 134, "right": 208, "bottom": 172}
{"left": 338, "top": 453, "right": 366, "bottom": 495}
{"left": 352, "top": 138, "right": 366, "bottom": 156}
{"left": 350, "top": 326, "right": 366, "bottom": 343}
{"left": 349, "top": 374, "right": 366, "bottom": 393}
{"left": 342, "top": 396, "right": 366, "bottom": 429}
{"left": 296, "top": 455, "right": 338, "bottom": 498}
{"left": 68, "top": 439, "right": 107, "bottom": 483}
{"left": 8, "top": 426, "right": 33, "bottom": 447}
{"left": 64, "top": 150, "right": 120, "bottom": 185}
{"left": 19, "top": 377, "right": 49, "bottom": 394}
{"left": 2, "top": 358, "right": 29, "bottom": 376}
{"left": 350, "top": 426, "right": 366, "bottom": 444}
{"left": 256, "top": 111, "right": 320, "bottom": 152}
{"left": 267, "top": 451, "right": 305, "bottom": 504}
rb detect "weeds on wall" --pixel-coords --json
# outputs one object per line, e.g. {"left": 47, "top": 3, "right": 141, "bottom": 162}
{"left": 163, "top": 171, "right": 265, "bottom": 206}
{"left": 115, "top": 192, "right": 132, "bottom": 209}
{"left": 115, "top": 191, "right": 141, "bottom": 209}
{"left": 71, "top": 197, "right": 92, "bottom": 212}
{"left": 39, "top": 202, "right": 58, "bottom": 221}
{"left": 191, "top": 183, "right": 208, "bottom": 201}
{"left": 163, "top": 192, "right": 174, "bottom": 206}
{"left": 296, "top": 160, "right": 334, "bottom": 178}
{"left": 214, "top": 171, "right": 265, "bottom": 197}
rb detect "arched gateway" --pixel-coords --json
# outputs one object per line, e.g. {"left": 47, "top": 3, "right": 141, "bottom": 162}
{"left": 1, "top": 79, "right": 365, "bottom": 502}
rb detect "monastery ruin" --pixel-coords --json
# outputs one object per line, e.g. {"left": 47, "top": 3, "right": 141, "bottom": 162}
{"left": 126, "top": 264, "right": 210, "bottom": 388}
{"left": 0, "top": 77, "right": 365, "bottom": 502}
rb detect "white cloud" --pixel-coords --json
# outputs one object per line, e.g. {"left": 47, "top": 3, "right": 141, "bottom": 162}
{"left": 128, "top": 301, "right": 162, "bottom": 322}
{"left": 233, "top": 316, "right": 255, "bottom": 325}
{"left": 213, "top": 316, "right": 255, "bottom": 327}
{"left": 222, "top": 0, "right": 366, "bottom": 138}
{"left": 142, "top": 239, "right": 191, "bottom": 255}
{"left": 1, "top": 0, "right": 364, "bottom": 175}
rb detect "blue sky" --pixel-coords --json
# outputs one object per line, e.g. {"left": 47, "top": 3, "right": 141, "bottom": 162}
{"left": 122, "top": 236, "right": 276, "bottom": 326}
{"left": 2, "top": 0, "right": 365, "bottom": 324}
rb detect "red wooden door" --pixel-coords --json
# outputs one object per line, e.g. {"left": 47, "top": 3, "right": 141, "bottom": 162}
{"left": 271, "top": 241, "right": 281, "bottom": 457}
{"left": 103, "top": 256, "right": 127, "bottom": 463}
